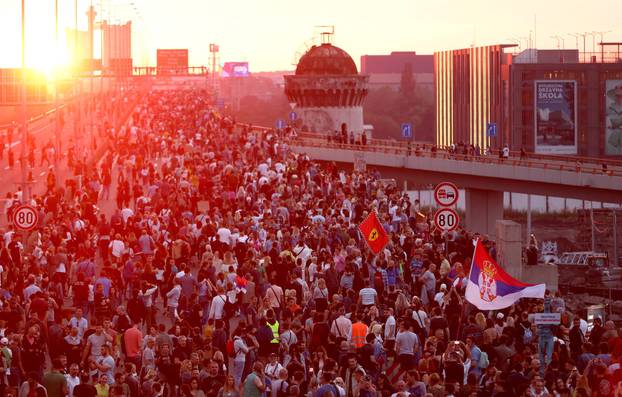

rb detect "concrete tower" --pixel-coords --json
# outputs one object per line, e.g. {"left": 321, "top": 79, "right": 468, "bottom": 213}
{"left": 284, "top": 43, "right": 369, "bottom": 139}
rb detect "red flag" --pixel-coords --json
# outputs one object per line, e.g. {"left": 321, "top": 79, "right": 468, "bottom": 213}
{"left": 358, "top": 211, "right": 389, "bottom": 255}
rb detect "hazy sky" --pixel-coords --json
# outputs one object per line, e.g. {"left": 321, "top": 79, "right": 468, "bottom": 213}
{"left": 1, "top": 0, "right": 620, "bottom": 72}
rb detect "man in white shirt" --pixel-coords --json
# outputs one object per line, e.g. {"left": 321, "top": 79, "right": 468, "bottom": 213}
{"left": 384, "top": 307, "right": 396, "bottom": 347}
{"left": 330, "top": 305, "right": 352, "bottom": 342}
{"left": 65, "top": 363, "right": 80, "bottom": 397}
{"left": 208, "top": 287, "right": 227, "bottom": 321}
{"left": 264, "top": 353, "right": 284, "bottom": 385}
{"left": 165, "top": 281, "right": 182, "bottom": 323}
{"left": 357, "top": 282, "right": 377, "bottom": 307}
{"left": 23, "top": 275, "right": 41, "bottom": 301}
{"left": 265, "top": 283, "right": 284, "bottom": 317}
{"left": 279, "top": 322, "right": 298, "bottom": 352}
{"left": 69, "top": 308, "right": 89, "bottom": 339}
{"left": 139, "top": 282, "right": 158, "bottom": 327}
{"left": 121, "top": 207, "right": 134, "bottom": 224}
{"left": 216, "top": 225, "right": 232, "bottom": 253}
{"left": 232, "top": 331, "right": 249, "bottom": 388}
{"left": 108, "top": 234, "right": 125, "bottom": 259}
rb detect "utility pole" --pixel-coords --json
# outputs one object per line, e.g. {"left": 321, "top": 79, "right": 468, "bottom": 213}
{"left": 614, "top": 210, "right": 618, "bottom": 267}
{"left": 20, "top": 0, "right": 30, "bottom": 202}
{"left": 55, "top": 0, "right": 60, "bottom": 176}
{"left": 591, "top": 202, "right": 596, "bottom": 252}
{"left": 74, "top": 0, "right": 80, "bottom": 156}
{"left": 88, "top": 2, "right": 96, "bottom": 149}
{"left": 527, "top": 194, "right": 532, "bottom": 244}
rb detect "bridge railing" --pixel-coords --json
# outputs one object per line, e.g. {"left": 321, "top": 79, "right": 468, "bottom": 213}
{"left": 289, "top": 137, "right": 622, "bottom": 177}
{"left": 0, "top": 104, "right": 68, "bottom": 132}
{"left": 283, "top": 130, "right": 622, "bottom": 169}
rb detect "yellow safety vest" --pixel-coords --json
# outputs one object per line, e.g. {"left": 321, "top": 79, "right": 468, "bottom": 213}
{"left": 268, "top": 321, "right": 280, "bottom": 344}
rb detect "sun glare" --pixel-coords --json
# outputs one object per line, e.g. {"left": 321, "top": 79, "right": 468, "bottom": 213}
{"left": 26, "top": 39, "right": 72, "bottom": 78}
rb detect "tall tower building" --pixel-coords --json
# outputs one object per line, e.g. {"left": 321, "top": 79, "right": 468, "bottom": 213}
{"left": 102, "top": 21, "right": 132, "bottom": 74}
{"left": 284, "top": 42, "right": 369, "bottom": 139}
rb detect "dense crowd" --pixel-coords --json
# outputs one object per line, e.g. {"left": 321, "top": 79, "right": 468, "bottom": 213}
{"left": 0, "top": 89, "right": 619, "bottom": 397}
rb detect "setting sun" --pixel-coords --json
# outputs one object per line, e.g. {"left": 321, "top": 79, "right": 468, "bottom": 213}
{"left": 0, "top": 1, "right": 83, "bottom": 77}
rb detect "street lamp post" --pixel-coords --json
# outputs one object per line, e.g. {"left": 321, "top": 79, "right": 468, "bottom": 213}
{"left": 21, "top": 0, "right": 30, "bottom": 202}
{"left": 55, "top": 0, "right": 61, "bottom": 177}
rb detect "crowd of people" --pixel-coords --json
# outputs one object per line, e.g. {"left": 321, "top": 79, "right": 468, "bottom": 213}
{"left": 0, "top": 89, "right": 619, "bottom": 397}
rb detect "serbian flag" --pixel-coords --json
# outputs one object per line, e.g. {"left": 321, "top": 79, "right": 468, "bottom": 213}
{"left": 359, "top": 211, "right": 389, "bottom": 255}
{"left": 465, "top": 239, "right": 545, "bottom": 310}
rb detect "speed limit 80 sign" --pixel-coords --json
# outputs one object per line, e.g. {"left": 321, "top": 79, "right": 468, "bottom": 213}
{"left": 12, "top": 205, "right": 38, "bottom": 231}
{"left": 434, "top": 207, "right": 459, "bottom": 232}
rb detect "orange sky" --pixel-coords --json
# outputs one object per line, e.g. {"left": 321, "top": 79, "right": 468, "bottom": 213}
{"left": 0, "top": 0, "right": 620, "bottom": 73}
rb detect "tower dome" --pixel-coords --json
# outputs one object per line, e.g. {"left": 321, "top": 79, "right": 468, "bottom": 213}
{"left": 295, "top": 43, "right": 358, "bottom": 76}
{"left": 284, "top": 41, "right": 369, "bottom": 138}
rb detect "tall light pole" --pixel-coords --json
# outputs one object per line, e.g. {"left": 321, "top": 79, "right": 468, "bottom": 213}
{"left": 74, "top": 0, "right": 85, "bottom": 159}
{"left": 55, "top": 0, "right": 61, "bottom": 175}
{"left": 21, "top": 0, "right": 29, "bottom": 201}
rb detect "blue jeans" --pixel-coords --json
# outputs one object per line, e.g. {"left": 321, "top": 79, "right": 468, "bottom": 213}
{"left": 539, "top": 335, "right": 554, "bottom": 371}
{"left": 233, "top": 360, "right": 245, "bottom": 388}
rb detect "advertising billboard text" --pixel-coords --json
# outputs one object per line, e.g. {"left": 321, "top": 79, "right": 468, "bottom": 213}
{"left": 157, "top": 49, "right": 189, "bottom": 74}
{"left": 221, "top": 62, "right": 250, "bottom": 78}
{"left": 534, "top": 80, "right": 577, "bottom": 154}
{"left": 605, "top": 80, "right": 622, "bottom": 155}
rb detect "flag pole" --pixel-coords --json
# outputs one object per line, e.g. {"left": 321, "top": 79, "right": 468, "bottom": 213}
{"left": 466, "top": 238, "right": 479, "bottom": 286}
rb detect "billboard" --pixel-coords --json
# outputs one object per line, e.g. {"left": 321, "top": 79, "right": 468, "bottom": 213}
{"left": 156, "top": 49, "right": 188, "bottom": 74}
{"left": 605, "top": 80, "right": 622, "bottom": 155}
{"left": 534, "top": 80, "right": 577, "bottom": 154}
{"left": 221, "top": 62, "right": 249, "bottom": 77}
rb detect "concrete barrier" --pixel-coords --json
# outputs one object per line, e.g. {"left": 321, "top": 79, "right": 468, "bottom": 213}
{"left": 522, "top": 264, "right": 559, "bottom": 292}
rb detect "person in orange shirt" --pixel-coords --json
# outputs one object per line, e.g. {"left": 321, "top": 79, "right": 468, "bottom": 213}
{"left": 123, "top": 320, "right": 143, "bottom": 369}
{"left": 351, "top": 313, "right": 368, "bottom": 349}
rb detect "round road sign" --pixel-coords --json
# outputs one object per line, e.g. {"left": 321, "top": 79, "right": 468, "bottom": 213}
{"left": 434, "top": 208, "right": 460, "bottom": 232}
{"left": 12, "top": 205, "right": 38, "bottom": 231}
{"left": 434, "top": 182, "right": 459, "bottom": 207}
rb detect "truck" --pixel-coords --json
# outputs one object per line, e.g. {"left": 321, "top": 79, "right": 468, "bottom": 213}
{"left": 556, "top": 251, "right": 622, "bottom": 288}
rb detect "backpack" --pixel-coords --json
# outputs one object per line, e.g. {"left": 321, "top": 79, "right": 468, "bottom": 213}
{"left": 522, "top": 324, "right": 534, "bottom": 345}
{"left": 478, "top": 350, "right": 489, "bottom": 369}
{"left": 276, "top": 381, "right": 288, "bottom": 397}
{"left": 373, "top": 271, "right": 384, "bottom": 292}
{"left": 226, "top": 339, "right": 234, "bottom": 357}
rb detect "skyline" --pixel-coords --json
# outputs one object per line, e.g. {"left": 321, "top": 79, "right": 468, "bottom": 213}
{"left": 0, "top": 0, "right": 620, "bottom": 73}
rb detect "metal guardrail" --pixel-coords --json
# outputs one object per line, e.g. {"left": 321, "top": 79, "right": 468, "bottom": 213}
{"left": 236, "top": 123, "right": 622, "bottom": 175}
{"left": 0, "top": 104, "right": 67, "bottom": 132}
{"left": 287, "top": 130, "right": 622, "bottom": 169}
{"left": 289, "top": 138, "right": 622, "bottom": 177}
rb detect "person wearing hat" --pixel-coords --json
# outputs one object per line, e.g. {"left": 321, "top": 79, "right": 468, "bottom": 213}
{"left": 264, "top": 353, "right": 284, "bottom": 389}
{"left": 606, "top": 84, "right": 622, "bottom": 154}
{"left": 434, "top": 284, "right": 448, "bottom": 308}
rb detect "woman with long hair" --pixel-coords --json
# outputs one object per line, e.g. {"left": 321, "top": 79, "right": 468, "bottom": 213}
{"left": 312, "top": 278, "right": 329, "bottom": 312}
{"left": 189, "top": 377, "right": 205, "bottom": 397}
{"left": 217, "top": 375, "right": 239, "bottom": 397}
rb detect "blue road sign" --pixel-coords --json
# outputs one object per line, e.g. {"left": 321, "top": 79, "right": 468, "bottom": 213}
{"left": 289, "top": 111, "right": 297, "bottom": 121}
{"left": 401, "top": 123, "right": 413, "bottom": 139}
{"left": 215, "top": 98, "right": 225, "bottom": 109}
{"left": 486, "top": 122, "right": 497, "bottom": 137}
{"left": 276, "top": 119, "right": 286, "bottom": 129}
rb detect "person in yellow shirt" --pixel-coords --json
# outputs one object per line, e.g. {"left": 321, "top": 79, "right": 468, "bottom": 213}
{"left": 95, "top": 374, "right": 110, "bottom": 397}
